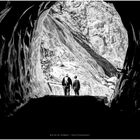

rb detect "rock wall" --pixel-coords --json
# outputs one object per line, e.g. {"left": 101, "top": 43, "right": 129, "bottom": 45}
{"left": 111, "top": 24, "right": 140, "bottom": 112}
{"left": 31, "top": 0, "right": 128, "bottom": 99}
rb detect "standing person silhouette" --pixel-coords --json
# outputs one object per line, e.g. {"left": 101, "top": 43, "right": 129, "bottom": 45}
{"left": 62, "top": 74, "right": 72, "bottom": 96}
{"left": 72, "top": 76, "right": 80, "bottom": 96}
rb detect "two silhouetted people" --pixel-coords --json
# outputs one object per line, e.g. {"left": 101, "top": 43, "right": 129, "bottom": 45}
{"left": 62, "top": 74, "right": 80, "bottom": 96}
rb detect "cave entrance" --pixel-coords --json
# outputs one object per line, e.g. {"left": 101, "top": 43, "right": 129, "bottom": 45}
{"left": 31, "top": 1, "right": 128, "bottom": 102}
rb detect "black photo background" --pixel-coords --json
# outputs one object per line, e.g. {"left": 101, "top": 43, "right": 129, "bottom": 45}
{"left": 0, "top": 1, "right": 140, "bottom": 139}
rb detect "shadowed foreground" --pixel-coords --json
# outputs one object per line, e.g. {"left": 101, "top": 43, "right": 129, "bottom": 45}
{"left": 1, "top": 95, "right": 140, "bottom": 139}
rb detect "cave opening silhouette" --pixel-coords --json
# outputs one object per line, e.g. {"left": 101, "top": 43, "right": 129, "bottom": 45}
{"left": 0, "top": 1, "right": 140, "bottom": 139}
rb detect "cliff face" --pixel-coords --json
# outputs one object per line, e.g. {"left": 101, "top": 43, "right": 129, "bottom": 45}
{"left": 31, "top": 0, "right": 128, "bottom": 99}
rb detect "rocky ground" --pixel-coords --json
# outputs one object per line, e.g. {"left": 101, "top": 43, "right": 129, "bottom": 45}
{"left": 1, "top": 95, "right": 140, "bottom": 139}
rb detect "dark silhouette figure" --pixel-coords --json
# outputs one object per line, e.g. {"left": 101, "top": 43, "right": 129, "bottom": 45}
{"left": 62, "top": 74, "right": 72, "bottom": 96}
{"left": 72, "top": 76, "right": 80, "bottom": 96}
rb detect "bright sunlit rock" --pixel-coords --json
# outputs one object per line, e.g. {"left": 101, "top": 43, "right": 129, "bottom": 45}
{"left": 31, "top": 0, "right": 128, "bottom": 101}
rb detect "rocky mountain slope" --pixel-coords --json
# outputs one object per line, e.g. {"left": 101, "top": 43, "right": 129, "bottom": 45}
{"left": 31, "top": 0, "right": 128, "bottom": 100}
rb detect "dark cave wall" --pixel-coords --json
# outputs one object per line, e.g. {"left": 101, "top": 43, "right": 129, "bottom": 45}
{"left": 0, "top": 2, "right": 34, "bottom": 115}
{"left": 0, "top": 1, "right": 57, "bottom": 116}
{"left": 111, "top": 2, "right": 140, "bottom": 112}
{"left": 112, "top": 24, "right": 140, "bottom": 112}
